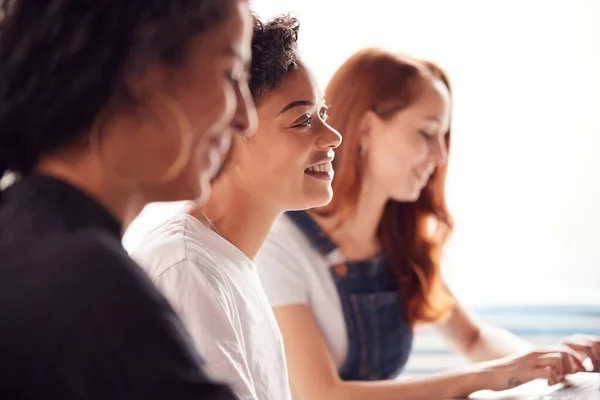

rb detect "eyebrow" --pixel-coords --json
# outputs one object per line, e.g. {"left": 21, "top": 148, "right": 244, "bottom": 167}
{"left": 277, "top": 100, "right": 314, "bottom": 116}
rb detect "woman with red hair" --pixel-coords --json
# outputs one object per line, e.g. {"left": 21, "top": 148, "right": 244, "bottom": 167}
{"left": 255, "top": 48, "right": 600, "bottom": 399}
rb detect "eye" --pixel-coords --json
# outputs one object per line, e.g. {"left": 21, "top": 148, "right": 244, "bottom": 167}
{"left": 319, "top": 105, "right": 330, "bottom": 122}
{"left": 419, "top": 130, "right": 434, "bottom": 141}
{"left": 292, "top": 114, "right": 312, "bottom": 128}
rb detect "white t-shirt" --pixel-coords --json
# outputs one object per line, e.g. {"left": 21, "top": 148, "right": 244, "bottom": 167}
{"left": 255, "top": 214, "right": 350, "bottom": 370}
{"left": 131, "top": 213, "right": 292, "bottom": 400}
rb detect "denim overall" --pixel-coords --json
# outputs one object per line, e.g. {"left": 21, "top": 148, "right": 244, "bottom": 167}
{"left": 287, "top": 211, "right": 414, "bottom": 381}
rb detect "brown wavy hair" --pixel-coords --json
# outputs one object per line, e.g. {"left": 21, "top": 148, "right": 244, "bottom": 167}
{"left": 317, "top": 48, "right": 456, "bottom": 325}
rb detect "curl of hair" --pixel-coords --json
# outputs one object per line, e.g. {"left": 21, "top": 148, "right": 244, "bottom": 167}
{"left": 0, "top": 0, "right": 233, "bottom": 181}
{"left": 249, "top": 14, "right": 299, "bottom": 103}
{"left": 319, "top": 48, "right": 456, "bottom": 325}
{"left": 211, "top": 14, "right": 300, "bottom": 179}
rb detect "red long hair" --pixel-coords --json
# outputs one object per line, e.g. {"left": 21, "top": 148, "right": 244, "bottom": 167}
{"left": 318, "top": 49, "right": 456, "bottom": 325}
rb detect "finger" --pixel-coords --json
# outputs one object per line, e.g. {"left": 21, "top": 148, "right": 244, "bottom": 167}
{"left": 566, "top": 342, "right": 595, "bottom": 363}
{"left": 551, "top": 345, "right": 586, "bottom": 373}
{"left": 552, "top": 348, "right": 572, "bottom": 375}
{"left": 559, "top": 352, "right": 572, "bottom": 376}
{"left": 535, "top": 353, "right": 563, "bottom": 381}
{"left": 563, "top": 353, "right": 581, "bottom": 375}
{"left": 567, "top": 339, "right": 600, "bottom": 371}
{"left": 591, "top": 340, "right": 600, "bottom": 371}
{"left": 536, "top": 365, "right": 560, "bottom": 386}
{"left": 561, "top": 349, "right": 586, "bottom": 373}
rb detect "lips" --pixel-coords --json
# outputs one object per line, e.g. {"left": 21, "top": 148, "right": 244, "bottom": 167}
{"left": 210, "top": 131, "right": 232, "bottom": 155}
{"left": 304, "top": 169, "right": 334, "bottom": 181}
{"left": 201, "top": 134, "right": 226, "bottom": 180}
{"left": 305, "top": 151, "right": 335, "bottom": 169}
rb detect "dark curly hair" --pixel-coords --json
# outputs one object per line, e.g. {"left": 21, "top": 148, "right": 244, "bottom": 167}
{"left": 0, "top": 0, "right": 237, "bottom": 180}
{"left": 249, "top": 14, "right": 300, "bottom": 104}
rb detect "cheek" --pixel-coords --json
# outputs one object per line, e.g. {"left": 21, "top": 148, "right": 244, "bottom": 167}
{"left": 368, "top": 135, "right": 427, "bottom": 188}
{"left": 252, "top": 135, "right": 308, "bottom": 187}
{"left": 382, "top": 134, "right": 429, "bottom": 168}
{"left": 369, "top": 136, "right": 407, "bottom": 174}
{"left": 184, "top": 75, "right": 237, "bottom": 143}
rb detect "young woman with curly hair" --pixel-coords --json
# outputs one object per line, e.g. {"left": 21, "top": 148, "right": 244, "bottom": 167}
{"left": 132, "top": 14, "right": 341, "bottom": 400}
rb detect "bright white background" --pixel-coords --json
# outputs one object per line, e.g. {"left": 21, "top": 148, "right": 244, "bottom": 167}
{"left": 124, "top": 0, "right": 600, "bottom": 306}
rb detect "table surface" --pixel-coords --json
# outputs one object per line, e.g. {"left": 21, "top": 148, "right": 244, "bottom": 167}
{"left": 466, "top": 372, "right": 599, "bottom": 399}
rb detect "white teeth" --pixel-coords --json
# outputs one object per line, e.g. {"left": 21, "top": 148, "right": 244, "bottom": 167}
{"left": 306, "top": 163, "right": 332, "bottom": 173}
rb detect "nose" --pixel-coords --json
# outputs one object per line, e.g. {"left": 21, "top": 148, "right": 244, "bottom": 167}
{"left": 230, "top": 82, "right": 258, "bottom": 137}
{"left": 315, "top": 120, "right": 342, "bottom": 150}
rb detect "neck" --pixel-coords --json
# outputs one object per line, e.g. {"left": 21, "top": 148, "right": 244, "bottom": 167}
{"left": 35, "top": 156, "right": 146, "bottom": 235}
{"left": 313, "top": 175, "right": 388, "bottom": 260}
{"left": 191, "top": 177, "right": 281, "bottom": 261}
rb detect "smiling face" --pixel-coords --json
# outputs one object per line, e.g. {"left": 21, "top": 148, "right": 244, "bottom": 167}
{"left": 362, "top": 76, "right": 451, "bottom": 202}
{"left": 161, "top": 0, "right": 256, "bottom": 204}
{"left": 225, "top": 64, "right": 342, "bottom": 210}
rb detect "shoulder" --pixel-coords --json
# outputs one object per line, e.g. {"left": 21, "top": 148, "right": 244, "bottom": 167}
{"left": 131, "top": 215, "right": 242, "bottom": 314}
{"left": 269, "top": 213, "right": 306, "bottom": 243}
{"left": 258, "top": 214, "right": 311, "bottom": 260}
{"left": 257, "top": 213, "right": 330, "bottom": 276}
{"left": 131, "top": 214, "right": 222, "bottom": 281}
{"left": 2, "top": 228, "right": 136, "bottom": 284}
{"left": 0, "top": 228, "right": 173, "bottom": 331}
{"left": 0, "top": 227, "right": 239, "bottom": 399}
{"left": 255, "top": 215, "right": 323, "bottom": 306}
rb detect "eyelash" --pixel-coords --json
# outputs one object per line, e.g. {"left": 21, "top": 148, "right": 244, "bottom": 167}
{"left": 293, "top": 114, "right": 312, "bottom": 128}
{"left": 320, "top": 105, "right": 330, "bottom": 122}
{"left": 292, "top": 106, "right": 331, "bottom": 128}
{"left": 420, "top": 130, "right": 434, "bottom": 141}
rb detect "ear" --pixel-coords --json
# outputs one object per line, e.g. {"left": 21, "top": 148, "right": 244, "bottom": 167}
{"left": 358, "top": 110, "right": 382, "bottom": 150}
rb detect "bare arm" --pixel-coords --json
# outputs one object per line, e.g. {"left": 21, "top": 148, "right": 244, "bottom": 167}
{"left": 436, "top": 301, "right": 531, "bottom": 362}
{"left": 275, "top": 305, "right": 495, "bottom": 400}
{"left": 274, "top": 304, "right": 585, "bottom": 400}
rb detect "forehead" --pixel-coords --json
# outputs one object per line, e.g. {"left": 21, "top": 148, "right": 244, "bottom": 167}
{"left": 258, "top": 65, "right": 321, "bottom": 114}
{"left": 413, "top": 78, "right": 450, "bottom": 113}
{"left": 394, "top": 77, "right": 451, "bottom": 122}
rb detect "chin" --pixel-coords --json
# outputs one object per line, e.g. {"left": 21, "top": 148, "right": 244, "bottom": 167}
{"left": 172, "top": 183, "right": 204, "bottom": 203}
{"left": 290, "top": 189, "right": 333, "bottom": 211}
{"left": 390, "top": 188, "right": 421, "bottom": 203}
{"left": 162, "top": 170, "right": 204, "bottom": 203}
{"left": 192, "top": 179, "right": 211, "bottom": 205}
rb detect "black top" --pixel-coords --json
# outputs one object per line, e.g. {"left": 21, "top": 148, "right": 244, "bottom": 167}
{"left": 0, "top": 175, "right": 236, "bottom": 399}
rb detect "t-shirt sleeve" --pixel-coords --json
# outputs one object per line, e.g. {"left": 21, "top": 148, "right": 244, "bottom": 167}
{"left": 0, "top": 231, "right": 237, "bottom": 400}
{"left": 255, "top": 224, "right": 310, "bottom": 307}
{"left": 154, "top": 256, "right": 258, "bottom": 400}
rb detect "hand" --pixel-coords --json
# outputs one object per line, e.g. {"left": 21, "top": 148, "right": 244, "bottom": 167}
{"left": 477, "top": 347, "right": 586, "bottom": 391}
{"left": 561, "top": 334, "right": 600, "bottom": 371}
